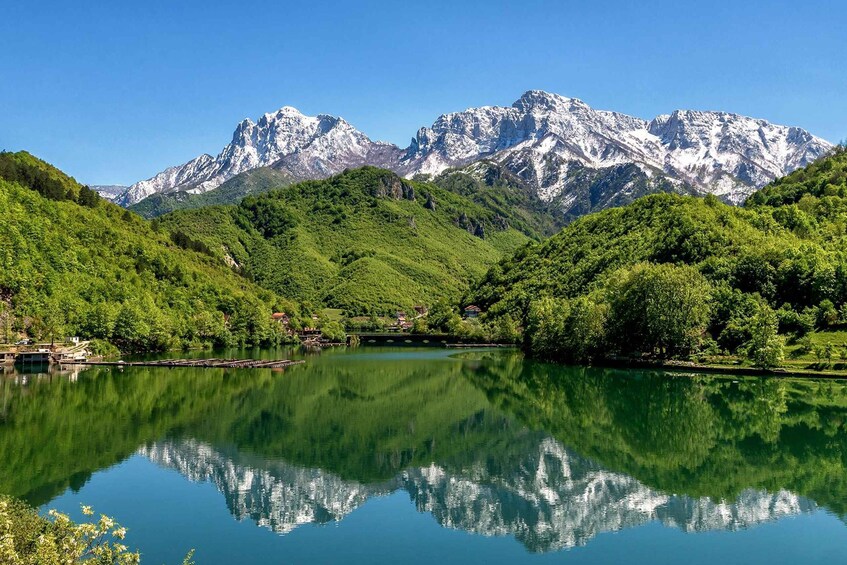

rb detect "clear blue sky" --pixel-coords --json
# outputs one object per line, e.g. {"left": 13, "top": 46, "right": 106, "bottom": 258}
{"left": 1, "top": 0, "right": 845, "bottom": 185}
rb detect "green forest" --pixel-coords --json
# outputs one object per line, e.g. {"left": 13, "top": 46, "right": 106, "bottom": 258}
{"left": 468, "top": 147, "right": 847, "bottom": 367}
{"left": 6, "top": 145, "right": 847, "bottom": 366}
{"left": 0, "top": 152, "right": 295, "bottom": 352}
{"left": 154, "top": 167, "right": 538, "bottom": 316}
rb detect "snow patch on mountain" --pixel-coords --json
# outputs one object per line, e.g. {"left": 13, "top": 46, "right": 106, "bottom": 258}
{"left": 89, "top": 185, "right": 128, "bottom": 202}
{"left": 122, "top": 91, "right": 832, "bottom": 208}
{"left": 118, "top": 107, "right": 400, "bottom": 206}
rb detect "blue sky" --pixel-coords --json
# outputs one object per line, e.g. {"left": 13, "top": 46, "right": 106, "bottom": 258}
{"left": 1, "top": 0, "right": 845, "bottom": 185}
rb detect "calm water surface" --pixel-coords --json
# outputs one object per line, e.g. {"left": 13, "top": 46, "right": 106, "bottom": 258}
{"left": 1, "top": 347, "right": 846, "bottom": 564}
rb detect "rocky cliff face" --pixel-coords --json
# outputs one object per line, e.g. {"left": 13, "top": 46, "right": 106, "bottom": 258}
{"left": 140, "top": 437, "right": 815, "bottom": 551}
{"left": 400, "top": 91, "right": 831, "bottom": 204}
{"left": 118, "top": 107, "right": 401, "bottom": 205}
{"left": 120, "top": 91, "right": 832, "bottom": 210}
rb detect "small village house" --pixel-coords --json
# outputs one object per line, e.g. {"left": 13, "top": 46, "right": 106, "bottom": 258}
{"left": 463, "top": 305, "right": 482, "bottom": 319}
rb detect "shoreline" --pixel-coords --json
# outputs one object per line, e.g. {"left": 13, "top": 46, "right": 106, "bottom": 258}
{"left": 10, "top": 338, "right": 847, "bottom": 380}
{"left": 598, "top": 357, "right": 847, "bottom": 380}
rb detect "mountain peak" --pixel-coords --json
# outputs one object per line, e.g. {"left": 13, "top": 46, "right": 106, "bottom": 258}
{"left": 256, "top": 106, "right": 310, "bottom": 126}
{"left": 122, "top": 93, "right": 832, "bottom": 209}
{"left": 513, "top": 90, "right": 574, "bottom": 111}
{"left": 119, "top": 104, "right": 390, "bottom": 205}
{"left": 234, "top": 118, "right": 255, "bottom": 136}
{"left": 274, "top": 105, "right": 306, "bottom": 117}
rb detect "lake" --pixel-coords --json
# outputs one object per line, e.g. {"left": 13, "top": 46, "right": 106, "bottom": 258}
{"left": 2, "top": 347, "right": 846, "bottom": 564}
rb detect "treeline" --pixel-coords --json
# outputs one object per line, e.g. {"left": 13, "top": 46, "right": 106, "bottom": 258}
{"left": 468, "top": 147, "right": 847, "bottom": 367}
{"left": 523, "top": 261, "right": 783, "bottom": 367}
{"left": 0, "top": 150, "right": 99, "bottom": 206}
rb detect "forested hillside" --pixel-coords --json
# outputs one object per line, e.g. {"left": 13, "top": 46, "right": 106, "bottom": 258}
{"left": 132, "top": 161, "right": 565, "bottom": 240}
{"left": 0, "top": 151, "right": 100, "bottom": 206}
{"left": 9, "top": 146, "right": 846, "bottom": 358}
{"left": 130, "top": 156, "right": 689, "bottom": 233}
{"left": 428, "top": 160, "right": 564, "bottom": 236}
{"left": 468, "top": 147, "right": 847, "bottom": 365}
{"left": 157, "top": 167, "right": 536, "bottom": 315}
{"left": 0, "top": 152, "right": 294, "bottom": 352}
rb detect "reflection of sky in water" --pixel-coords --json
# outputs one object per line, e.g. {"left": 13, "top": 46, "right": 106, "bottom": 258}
{"left": 3, "top": 348, "right": 847, "bottom": 563}
{"left": 46, "top": 455, "right": 847, "bottom": 565}
{"left": 137, "top": 437, "right": 817, "bottom": 551}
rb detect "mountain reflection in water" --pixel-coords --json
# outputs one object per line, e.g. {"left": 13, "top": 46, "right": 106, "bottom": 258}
{"left": 141, "top": 437, "right": 814, "bottom": 553}
{"left": 1, "top": 347, "right": 846, "bottom": 555}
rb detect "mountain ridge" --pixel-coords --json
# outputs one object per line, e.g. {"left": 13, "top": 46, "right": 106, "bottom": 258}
{"left": 118, "top": 91, "right": 832, "bottom": 209}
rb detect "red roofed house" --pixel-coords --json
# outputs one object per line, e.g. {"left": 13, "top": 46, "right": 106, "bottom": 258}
{"left": 463, "top": 305, "right": 482, "bottom": 319}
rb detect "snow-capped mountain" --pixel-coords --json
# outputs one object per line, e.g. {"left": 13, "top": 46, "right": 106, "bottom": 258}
{"left": 120, "top": 91, "right": 832, "bottom": 207}
{"left": 117, "top": 107, "right": 400, "bottom": 205}
{"left": 140, "top": 437, "right": 815, "bottom": 552}
{"left": 89, "top": 184, "right": 128, "bottom": 202}
{"left": 398, "top": 91, "right": 831, "bottom": 203}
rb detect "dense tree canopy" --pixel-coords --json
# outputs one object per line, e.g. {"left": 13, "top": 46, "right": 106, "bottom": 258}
{"left": 469, "top": 147, "right": 847, "bottom": 363}
{"left": 157, "top": 167, "right": 536, "bottom": 316}
{"left": 0, "top": 151, "right": 99, "bottom": 207}
{"left": 0, "top": 158, "right": 295, "bottom": 352}
{"left": 606, "top": 263, "right": 711, "bottom": 357}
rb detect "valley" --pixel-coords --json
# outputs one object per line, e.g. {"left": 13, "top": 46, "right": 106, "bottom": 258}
{"left": 5, "top": 3, "right": 847, "bottom": 563}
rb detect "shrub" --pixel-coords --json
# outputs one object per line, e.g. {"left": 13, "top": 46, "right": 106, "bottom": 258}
{"left": 0, "top": 497, "right": 143, "bottom": 564}
{"left": 321, "top": 320, "right": 347, "bottom": 343}
{"left": 744, "top": 305, "right": 785, "bottom": 369}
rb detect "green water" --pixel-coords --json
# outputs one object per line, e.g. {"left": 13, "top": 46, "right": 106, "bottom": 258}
{"left": 2, "top": 347, "right": 847, "bottom": 563}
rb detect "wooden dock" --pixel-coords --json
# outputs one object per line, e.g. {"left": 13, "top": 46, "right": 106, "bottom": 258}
{"left": 64, "top": 358, "right": 305, "bottom": 369}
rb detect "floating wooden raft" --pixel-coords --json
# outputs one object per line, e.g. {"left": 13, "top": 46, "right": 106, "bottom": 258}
{"left": 65, "top": 358, "right": 305, "bottom": 369}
